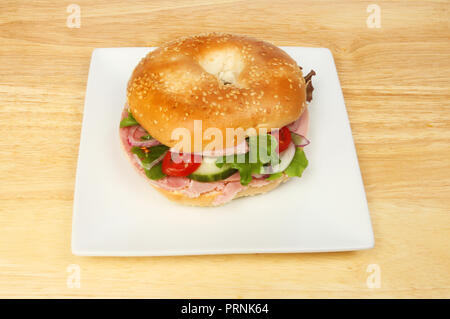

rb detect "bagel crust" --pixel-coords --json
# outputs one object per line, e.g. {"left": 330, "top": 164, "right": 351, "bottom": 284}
{"left": 127, "top": 33, "right": 307, "bottom": 151}
{"left": 153, "top": 175, "right": 290, "bottom": 207}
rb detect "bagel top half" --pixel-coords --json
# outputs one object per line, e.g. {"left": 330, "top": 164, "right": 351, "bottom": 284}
{"left": 127, "top": 33, "right": 307, "bottom": 151}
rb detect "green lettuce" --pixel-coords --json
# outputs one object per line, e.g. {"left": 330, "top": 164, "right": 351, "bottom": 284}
{"left": 216, "top": 137, "right": 308, "bottom": 184}
{"left": 216, "top": 134, "right": 279, "bottom": 186}
{"left": 131, "top": 145, "right": 169, "bottom": 180}
{"left": 140, "top": 134, "right": 152, "bottom": 140}
{"left": 284, "top": 148, "right": 308, "bottom": 178}
{"left": 131, "top": 145, "right": 169, "bottom": 164}
{"left": 120, "top": 110, "right": 138, "bottom": 127}
{"left": 217, "top": 152, "right": 263, "bottom": 186}
{"left": 266, "top": 172, "right": 283, "bottom": 181}
{"left": 145, "top": 162, "right": 166, "bottom": 180}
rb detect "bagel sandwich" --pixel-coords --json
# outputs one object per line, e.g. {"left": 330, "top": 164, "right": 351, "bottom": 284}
{"left": 119, "top": 33, "right": 315, "bottom": 206}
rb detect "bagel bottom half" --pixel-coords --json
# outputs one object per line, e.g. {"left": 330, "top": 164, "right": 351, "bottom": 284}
{"left": 152, "top": 175, "right": 290, "bottom": 207}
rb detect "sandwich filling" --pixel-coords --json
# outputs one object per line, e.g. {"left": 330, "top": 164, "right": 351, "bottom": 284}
{"left": 119, "top": 107, "right": 310, "bottom": 206}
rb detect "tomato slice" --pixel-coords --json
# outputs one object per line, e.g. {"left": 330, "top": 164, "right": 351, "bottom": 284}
{"left": 162, "top": 152, "right": 202, "bottom": 177}
{"left": 277, "top": 126, "right": 292, "bottom": 153}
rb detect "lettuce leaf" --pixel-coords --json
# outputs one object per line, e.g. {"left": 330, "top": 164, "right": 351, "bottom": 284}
{"left": 120, "top": 110, "right": 138, "bottom": 127}
{"left": 266, "top": 172, "right": 283, "bottom": 181}
{"left": 131, "top": 145, "right": 169, "bottom": 180}
{"left": 145, "top": 162, "right": 166, "bottom": 180}
{"left": 131, "top": 145, "right": 169, "bottom": 164}
{"left": 140, "top": 134, "right": 152, "bottom": 140}
{"left": 217, "top": 152, "right": 263, "bottom": 186}
{"left": 284, "top": 148, "right": 308, "bottom": 178}
{"left": 216, "top": 134, "right": 278, "bottom": 186}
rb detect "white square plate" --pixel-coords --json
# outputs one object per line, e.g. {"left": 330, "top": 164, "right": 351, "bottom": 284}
{"left": 72, "top": 47, "right": 374, "bottom": 256}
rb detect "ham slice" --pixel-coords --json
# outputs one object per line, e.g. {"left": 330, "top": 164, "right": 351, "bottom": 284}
{"left": 212, "top": 182, "right": 246, "bottom": 206}
{"left": 120, "top": 125, "right": 133, "bottom": 153}
{"left": 183, "top": 180, "right": 225, "bottom": 198}
{"left": 156, "top": 176, "right": 190, "bottom": 190}
{"left": 287, "top": 108, "right": 309, "bottom": 137}
{"left": 223, "top": 172, "right": 241, "bottom": 182}
{"left": 119, "top": 109, "right": 133, "bottom": 152}
{"left": 248, "top": 178, "right": 271, "bottom": 188}
{"left": 132, "top": 125, "right": 147, "bottom": 140}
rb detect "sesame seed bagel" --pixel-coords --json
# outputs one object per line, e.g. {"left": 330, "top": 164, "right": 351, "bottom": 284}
{"left": 127, "top": 33, "right": 307, "bottom": 151}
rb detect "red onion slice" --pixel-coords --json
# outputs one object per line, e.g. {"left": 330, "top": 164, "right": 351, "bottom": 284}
{"left": 259, "top": 142, "right": 296, "bottom": 174}
{"left": 127, "top": 126, "right": 160, "bottom": 147}
{"left": 291, "top": 132, "right": 310, "bottom": 147}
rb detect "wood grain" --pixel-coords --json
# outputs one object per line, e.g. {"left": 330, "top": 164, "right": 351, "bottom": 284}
{"left": 0, "top": 0, "right": 449, "bottom": 298}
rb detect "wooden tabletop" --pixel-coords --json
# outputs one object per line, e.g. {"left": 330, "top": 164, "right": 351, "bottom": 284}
{"left": 0, "top": 0, "right": 449, "bottom": 298}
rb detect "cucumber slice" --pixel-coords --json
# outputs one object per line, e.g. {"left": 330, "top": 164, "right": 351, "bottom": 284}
{"left": 188, "top": 156, "right": 237, "bottom": 182}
